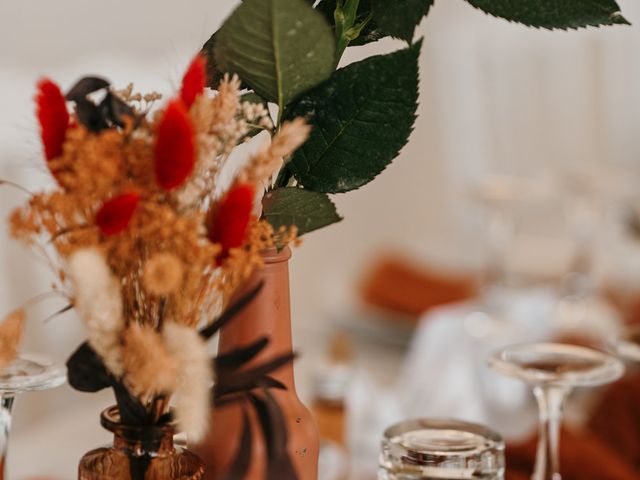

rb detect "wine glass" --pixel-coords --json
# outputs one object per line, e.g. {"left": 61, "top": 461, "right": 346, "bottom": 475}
{"left": 0, "top": 353, "right": 65, "bottom": 479}
{"left": 554, "top": 165, "right": 636, "bottom": 339}
{"left": 465, "top": 174, "right": 552, "bottom": 342}
{"left": 611, "top": 325, "right": 640, "bottom": 362}
{"left": 489, "top": 343, "right": 623, "bottom": 480}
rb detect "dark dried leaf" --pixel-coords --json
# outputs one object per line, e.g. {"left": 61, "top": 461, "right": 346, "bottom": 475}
{"left": 100, "top": 92, "right": 136, "bottom": 128}
{"left": 129, "top": 456, "right": 151, "bottom": 480}
{"left": 113, "top": 382, "right": 148, "bottom": 426}
{"left": 66, "top": 342, "right": 113, "bottom": 393}
{"left": 65, "top": 76, "right": 110, "bottom": 103}
{"left": 263, "top": 390, "right": 287, "bottom": 458}
{"left": 215, "top": 336, "right": 269, "bottom": 370}
{"left": 66, "top": 76, "right": 137, "bottom": 132}
{"left": 42, "top": 303, "right": 73, "bottom": 323}
{"left": 222, "top": 408, "right": 253, "bottom": 480}
{"left": 215, "top": 351, "right": 296, "bottom": 397}
{"left": 249, "top": 390, "right": 298, "bottom": 480}
{"left": 74, "top": 99, "right": 108, "bottom": 132}
{"left": 248, "top": 392, "right": 273, "bottom": 453}
{"left": 263, "top": 389, "right": 298, "bottom": 480}
{"left": 213, "top": 392, "right": 246, "bottom": 408}
{"left": 259, "top": 376, "right": 287, "bottom": 390}
{"left": 200, "top": 281, "right": 264, "bottom": 340}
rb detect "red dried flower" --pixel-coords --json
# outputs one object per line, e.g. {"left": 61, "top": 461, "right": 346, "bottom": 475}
{"left": 208, "top": 183, "right": 255, "bottom": 256}
{"left": 154, "top": 100, "right": 196, "bottom": 191}
{"left": 35, "top": 78, "right": 69, "bottom": 162}
{"left": 96, "top": 192, "right": 141, "bottom": 236}
{"left": 180, "top": 55, "right": 207, "bottom": 109}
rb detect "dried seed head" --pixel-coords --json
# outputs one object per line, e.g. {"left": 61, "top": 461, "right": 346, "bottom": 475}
{"left": 122, "top": 323, "right": 178, "bottom": 399}
{"left": 143, "top": 253, "right": 185, "bottom": 296}
{"left": 0, "top": 309, "right": 24, "bottom": 370}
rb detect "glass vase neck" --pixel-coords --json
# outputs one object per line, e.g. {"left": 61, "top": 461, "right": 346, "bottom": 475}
{"left": 79, "top": 406, "right": 205, "bottom": 480}
{"left": 101, "top": 406, "right": 174, "bottom": 457}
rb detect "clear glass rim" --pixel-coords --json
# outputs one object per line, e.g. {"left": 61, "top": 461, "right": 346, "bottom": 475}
{"left": 0, "top": 352, "right": 66, "bottom": 393}
{"left": 612, "top": 325, "right": 640, "bottom": 362}
{"left": 488, "top": 342, "right": 624, "bottom": 387}
{"left": 383, "top": 417, "right": 504, "bottom": 449}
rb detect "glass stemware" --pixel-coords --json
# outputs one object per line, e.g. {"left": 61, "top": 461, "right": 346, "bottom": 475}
{"left": 611, "top": 325, "right": 640, "bottom": 362}
{"left": 467, "top": 174, "right": 551, "bottom": 334}
{"left": 554, "top": 166, "right": 635, "bottom": 339}
{"left": 0, "top": 353, "right": 65, "bottom": 479}
{"left": 489, "top": 343, "right": 623, "bottom": 480}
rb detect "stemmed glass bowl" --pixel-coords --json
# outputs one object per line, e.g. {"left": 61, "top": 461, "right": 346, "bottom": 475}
{"left": 489, "top": 343, "right": 623, "bottom": 480}
{"left": 611, "top": 325, "right": 640, "bottom": 363}
{"left": 0, "top": 353, "right": 65, "bottom": 479}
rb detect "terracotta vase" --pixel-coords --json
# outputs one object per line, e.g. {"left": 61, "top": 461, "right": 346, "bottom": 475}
{"left": 193, "top": 247, "right": 319, "bottom": 479}
{"left": 78, "top": 406, "right": 205, "bottom": 479}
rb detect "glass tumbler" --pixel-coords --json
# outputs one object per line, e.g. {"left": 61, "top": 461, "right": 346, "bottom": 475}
{"left": 379, "top": 418, "right": 505, "bottom": 479}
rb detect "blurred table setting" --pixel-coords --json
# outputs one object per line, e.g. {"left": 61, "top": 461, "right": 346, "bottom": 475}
{"left": 4, "top": 1, "right": 640, "bottom": 479}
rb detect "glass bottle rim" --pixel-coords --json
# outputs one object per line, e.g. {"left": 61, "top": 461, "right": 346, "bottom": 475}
{"left": 100, "top": 405, "right": 174, "bottom": 440}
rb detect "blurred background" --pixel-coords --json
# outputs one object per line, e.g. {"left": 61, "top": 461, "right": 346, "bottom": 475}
{"left": 2, "top": 0, "right": 640, "bottom": 478}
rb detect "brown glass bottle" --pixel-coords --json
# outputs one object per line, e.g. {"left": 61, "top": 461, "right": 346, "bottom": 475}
{"left": 78, "top": 406, "right": 204, "bottom": 480}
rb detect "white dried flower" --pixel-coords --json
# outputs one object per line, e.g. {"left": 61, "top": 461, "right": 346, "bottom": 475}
{"left": 69, "top": 248, "right": 125, "bottom": 377}
{"left": 163, "top": 322, "right": 213, "bottom": 442}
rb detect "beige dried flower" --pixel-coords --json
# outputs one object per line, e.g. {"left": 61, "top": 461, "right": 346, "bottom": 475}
{"left": 210, "top": 74, "right": 241, "bottom": 127}
{"left": 122, "top": 323, "right": 178, "bottom": 399}
{"left": 269, "top": 118, "right": 311, "bottom": 158}
{"left": 0, "top": 310, "right": 24, "bottom": 369}
{"left": 163, "top": 322, "right": 213, "bottom": 442}
{"left": 69, "top": 248, "right": 125, "bottom": 377}
{"left": 240, "top": 118, "right": 310, "bottom": 184}
{"left": 143, "top": 253, "right": 184, "bottom": 296}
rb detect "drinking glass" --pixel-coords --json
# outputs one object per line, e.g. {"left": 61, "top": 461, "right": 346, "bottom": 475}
{"left": 554, "top": 166, "right": 634, "bottom": 339}
{"left": 489, "top": 343, "right": 623, "bottom": 480}
{"left": 467, "top": 174, "right": 550, "bottom": 332}
{"left": 378, "top": 418, "right": 505, "bottom": 479}
{"left": 611, "top": 325, "right": 640, "bottom": 362}
{"left": 0, "top": 353, "right": 65, "bottom": 479}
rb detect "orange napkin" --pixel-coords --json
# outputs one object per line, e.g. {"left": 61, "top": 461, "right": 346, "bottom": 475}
{"left": 588, "top": 371, "right": 640, "bottom": 471}
{"left": 506, "top": 427, "right": 638, "bottom": 479}
{"left": 359, "top": 254, "right": 475, "bottom": 321}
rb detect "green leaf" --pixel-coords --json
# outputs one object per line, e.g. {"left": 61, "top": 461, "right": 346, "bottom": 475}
{"left": 286, "top": 41, "right": 422, "bottom": 194}
{"left": 464, "top": 0, "right": 630, "bottom": 29}
{"left": 262, "top": 188, "right": 342, "bottom": 235}
{"left": 202, "top": 33, "right": 251, "bottom": 90}
{"left": 316, "top": 0, "right": 388, "bottom": 46}
{"left": 214, "top": 0, "right": 336, "bottom": 108}
{"left": 201, "top": 33, "right": 224, "bottom": 88}
{"left": 370, "top": 0, "right": 434, "bottom": 42}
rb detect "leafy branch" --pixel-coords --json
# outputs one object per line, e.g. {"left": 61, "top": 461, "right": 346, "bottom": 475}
{"left": 201, "top": 0, "right": 630, "bottom": 238}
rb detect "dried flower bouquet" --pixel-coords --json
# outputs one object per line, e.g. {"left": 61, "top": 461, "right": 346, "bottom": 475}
{"left": 6, "top": 55, "right": 307, "bottom": 441}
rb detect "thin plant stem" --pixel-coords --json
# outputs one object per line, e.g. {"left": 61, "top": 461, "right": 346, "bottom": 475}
{"left": 532, "top": 385, "right": 569, "bottom": 480}
{"left": 0, "top": 179, "right": 32, "bottom": 196}
{"left": 0, "top": 394, "right": 15, "bottom": 480}
{"left": 21, "top": 290, "right": 68, "bottom": 311}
